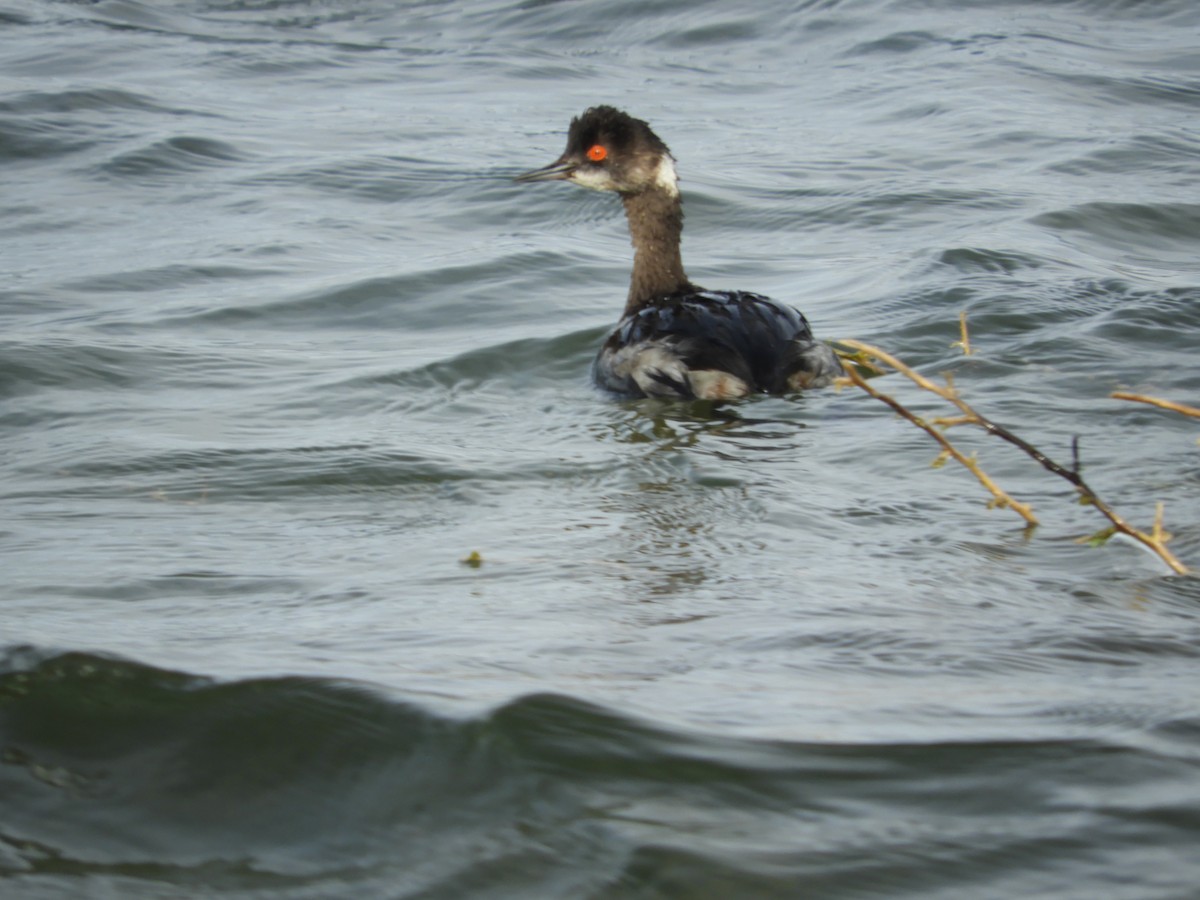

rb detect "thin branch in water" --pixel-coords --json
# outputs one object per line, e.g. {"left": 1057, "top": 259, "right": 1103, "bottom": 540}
{"left": 837, "top": 363, "right": 1039, "bottom": 526}
{"left": 834, "top": 339, "right": 1190, "bottom": 576}
{"left": 828, "top": 342, "right": 887, "bottom": 378}
{"left": 932, "top": 415, "right": 974, "bottom": 429}
{"left": 1111, "top": 392, "right": 1200, "bottom": 420}
{"left": 951, "top": 310, "right": 972, "bottom": 356}
{"left": 1152, "top": 502, "right": 1172, "bottom": 545}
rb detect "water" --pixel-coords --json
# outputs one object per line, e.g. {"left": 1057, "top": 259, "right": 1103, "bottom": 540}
{"left": 3, "top": 0, "right": 1199, "bottom": 896}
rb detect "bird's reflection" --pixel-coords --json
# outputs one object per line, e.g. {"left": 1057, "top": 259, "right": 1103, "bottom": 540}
{"left": 585, "top": 396, "right": 819, "bottom": 604}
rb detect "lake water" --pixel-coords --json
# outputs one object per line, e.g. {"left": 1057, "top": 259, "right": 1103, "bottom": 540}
{"left": 3, "top": 0, "right": 1200, "bottom": 897}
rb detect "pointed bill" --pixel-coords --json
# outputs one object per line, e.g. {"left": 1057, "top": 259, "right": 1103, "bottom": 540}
{"left": 513, "top": 158, "right": 575, "bottom": 183}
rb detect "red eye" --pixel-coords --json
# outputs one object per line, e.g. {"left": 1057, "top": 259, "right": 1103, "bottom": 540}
{"left": 586, "top": 144, "right": 607, "bottom": 162}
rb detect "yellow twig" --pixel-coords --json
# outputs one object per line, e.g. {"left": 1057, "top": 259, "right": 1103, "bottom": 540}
{"left": 932, "top": 415, "right": 974, "bottom": 429}
{"left": 839, "top": 364, "right": 1038, "bottom": 526}
{"left": 1111, "top": 392, "right": 1200, "bottom": 420}
{"left": 828, "top": 342, "right": 887, "bottom": 378}
{"left": 1152, "top": 502, "right": 1172, "bottom": 544}
{"left": 836, "top": 339, "right": 1190, "bottom": 575}
{"left": 952, "top": 310, "right": 972, "bottom": 356}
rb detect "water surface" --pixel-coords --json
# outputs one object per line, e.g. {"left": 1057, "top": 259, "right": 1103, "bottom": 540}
{"left": 3, "top": 0, "right": 1199, "bottom": 897}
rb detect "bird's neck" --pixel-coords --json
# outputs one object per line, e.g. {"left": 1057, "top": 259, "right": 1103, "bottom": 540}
{"left": 621, "top": 183, "right": 693, "bottom": 315}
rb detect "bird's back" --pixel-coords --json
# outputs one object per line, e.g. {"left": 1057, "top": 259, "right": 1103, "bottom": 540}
{"left": 594, "top": 290, "right": 842, "bottom": 399}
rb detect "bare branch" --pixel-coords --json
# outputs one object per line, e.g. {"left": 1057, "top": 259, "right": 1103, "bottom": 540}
{"left": 837, "top": 363, "right": 1039, "bottom": 526}
{"left": 951, "top": 310, "right": 972, "bottom": 356}
{"left": 835, "top": 339, "right": 1190, "bottom": 575}
{"left": 1111, "top": 392, "right": 1200, "bottom": 420}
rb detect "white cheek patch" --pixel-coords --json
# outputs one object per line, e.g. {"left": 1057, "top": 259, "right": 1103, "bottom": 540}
{"left": 569, "top": 167, "right": 616, "bottom": 192}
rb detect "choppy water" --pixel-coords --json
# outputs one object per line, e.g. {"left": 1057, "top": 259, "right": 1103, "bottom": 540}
{"left": 3, "top": 0, "right": 1200, "bottom": 897}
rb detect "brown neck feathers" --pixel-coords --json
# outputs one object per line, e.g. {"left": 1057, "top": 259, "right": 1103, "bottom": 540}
{"left": 620, "top": 187, "right": 694, "bottom": 314}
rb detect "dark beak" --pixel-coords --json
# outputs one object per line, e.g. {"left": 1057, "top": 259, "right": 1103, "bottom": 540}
{"left": 513, "top": 157, "right": 575, "bottom": 183}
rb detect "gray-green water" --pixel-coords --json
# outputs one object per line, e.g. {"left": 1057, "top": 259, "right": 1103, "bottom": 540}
{"left": 3, "top": 1, "right": 1199, "bottom": 897}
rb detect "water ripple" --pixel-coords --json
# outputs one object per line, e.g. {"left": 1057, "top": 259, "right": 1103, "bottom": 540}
{"left": 3, "top": 652, "right": 1199, "bottom": 897}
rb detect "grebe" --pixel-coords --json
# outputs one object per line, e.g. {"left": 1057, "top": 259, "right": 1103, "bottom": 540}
{"left": 515, "top": 105, "right": 843, "bottom": 400}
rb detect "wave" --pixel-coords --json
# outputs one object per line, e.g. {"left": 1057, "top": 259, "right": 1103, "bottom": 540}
{"left": 3, "top": 648, "right": 1199, "bottom": 898}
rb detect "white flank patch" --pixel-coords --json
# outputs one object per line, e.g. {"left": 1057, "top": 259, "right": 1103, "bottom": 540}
{"left": 628, "top": 344, "right": 691, "bottom": 395}
{"left": 603, "top": 340, "right": 683, "bottom": 394}
{"left": 602, "top": 340, "right": 749, "bottom": 399}
{"left": 688, "top": 369, "right": 751, "bottom": 400}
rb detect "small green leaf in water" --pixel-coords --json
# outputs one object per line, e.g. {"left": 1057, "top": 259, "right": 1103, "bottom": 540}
{"left": 1079, "top": 527, "right": 1117, "bottom": 547}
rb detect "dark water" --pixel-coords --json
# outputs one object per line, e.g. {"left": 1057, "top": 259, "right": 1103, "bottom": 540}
{"left": 3, "top": 0, "right": 1200, "bottom": 897}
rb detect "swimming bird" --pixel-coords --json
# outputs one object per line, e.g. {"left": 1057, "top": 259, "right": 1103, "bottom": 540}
{"left": 515, "top": 105, "right": 842, "bottom": 400}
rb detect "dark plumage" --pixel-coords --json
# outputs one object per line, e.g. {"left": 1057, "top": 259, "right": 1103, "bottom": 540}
{"left": 516, "top": 106, "right": 842, "bottom": 400}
